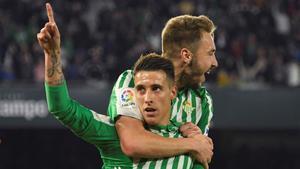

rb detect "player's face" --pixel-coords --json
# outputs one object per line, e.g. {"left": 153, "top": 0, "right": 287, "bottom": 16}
{"left": 134, "top": 71, "right": 176, "bottom": 126}
{"left": 182, "top": 32, "right": 218, "bottom": 86}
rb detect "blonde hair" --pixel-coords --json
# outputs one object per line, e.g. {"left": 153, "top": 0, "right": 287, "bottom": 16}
{"left": 161, "top": 15, "right": 216, "bottom": 58}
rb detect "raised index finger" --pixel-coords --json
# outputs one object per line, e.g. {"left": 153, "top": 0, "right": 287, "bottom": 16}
{"left": 46, "top": 3, "right": 55, "bottom": 23}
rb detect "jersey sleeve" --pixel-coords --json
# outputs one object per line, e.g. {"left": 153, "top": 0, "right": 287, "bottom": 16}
{"left": 198, "top": 88, "right": 214, "bottom": 136}
{"left": 45, "top": 81, "right": 118, "bottom": 144}
{"left": 107, "top": 70, "right": 143, "bottom": 122}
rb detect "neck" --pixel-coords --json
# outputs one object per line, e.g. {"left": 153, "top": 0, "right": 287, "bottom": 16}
{"left": 171, "top": 58, "right": 185, "bottom": 89}
{"left": 159, "top": 112, "right": 171, "bottom": 126}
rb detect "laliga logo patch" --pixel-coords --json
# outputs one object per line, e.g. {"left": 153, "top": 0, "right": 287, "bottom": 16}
{"left": 183, "top": 100, "right": 195, "bottom": 114}
{"left": 120, "top": 89, "right": 136, "bottom": 107}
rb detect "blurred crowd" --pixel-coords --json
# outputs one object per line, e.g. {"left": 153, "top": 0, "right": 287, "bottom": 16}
{"left": 0, "top": 0, "right": 299, "bottom": 88}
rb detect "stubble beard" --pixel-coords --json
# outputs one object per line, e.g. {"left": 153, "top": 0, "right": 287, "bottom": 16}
{"left": 177, "top": 61, "right": 204, "bottom": 89}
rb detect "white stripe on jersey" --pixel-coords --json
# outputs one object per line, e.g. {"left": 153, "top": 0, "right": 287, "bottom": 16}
{"left": 171, "top": 98, "right": 178, "bottom": 119}
{"left": 166, "top": 157, "right": 175, "bottom": 169}
{"left": 205, "top": 92, "right": 213, "bottom": 136}
{"left": 187, "top": 157, "right": 192, "bottom": 169}
{"left": 141, "top": 161, "right": 151, "bottom": 169}
{"left": 154, "top": 159, "right": 163, "bottom": 169}
{"left": 177, "top": 155, "right": 185, "bottom": 169}
{"left": 166, "top": 131, "right": 177, "bottom": 169}
{"left": 176, "top": 98, "right": 183, "bottom": 122}
{"left": 195, "top": 96, "right": 202, "bottom": 125}
{"left": 133, "top": 159, "right": 139, "bottom": 169}
{"left": 91, "top": 110, "right": 114, "bottom": 126}
{"left": 119, "top": 70, "right": 133, "bottom": 88}
{"left": 206, "top": 92, "right": 213, "bottom": 118}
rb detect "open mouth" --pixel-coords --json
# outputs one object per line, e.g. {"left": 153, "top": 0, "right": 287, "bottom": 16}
{"left": 206, "top": 66, "right": 217, "bottom": 75}
{"left": 144, "top": 107, "right": 157, "bottom": 117}
{"left": 206, "top": 68, "right": 215, "bottom": 75}
{"left": 145, "top": 107, "right": 156, "bottom": 112}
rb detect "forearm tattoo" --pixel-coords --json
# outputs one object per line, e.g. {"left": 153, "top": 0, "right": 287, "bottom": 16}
{"left": 47, "top": 78, "right": 65, "bottom": 86}
{"left": 47, "top": 48, "right": 62, "bottom": 77}
{"left": 47, "top": 48, "right": 64, "bottom": 85}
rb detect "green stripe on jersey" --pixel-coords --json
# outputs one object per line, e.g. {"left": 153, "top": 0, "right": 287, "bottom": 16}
{"left": 159, "top": 131, "right": 170, "bottom": 169}
{"left": 169, "top": 131, "right": 181, "bottom": 169}
{"left": 118, "top": 71, "right": 129, "bottom": 88}
{"left": 129, "top": 76, "right": 135, "bottom": 87}
{"left": 199, "top": 89, "right": 210, "bottom": 133}
{"left": 117, "top": 70, "right": 135, "bottom": 89}
{"left": 191, "top": 90, "right": 197, "bottom": 124}
{"left": 108, "top": 85, "right": 117, "bottom": 121}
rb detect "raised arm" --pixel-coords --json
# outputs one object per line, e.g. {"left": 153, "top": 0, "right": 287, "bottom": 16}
{"left": 37, "top": 3, "right": 106, "bottom": 143}
{"left": 37, "top": 3, "right": 63, "bottom": 86}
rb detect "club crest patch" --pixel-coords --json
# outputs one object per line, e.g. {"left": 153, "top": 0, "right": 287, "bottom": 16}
{"left": 183, "top": 100, "right": 195, "bottom": 114}
{"left": 120, "top": 88, "right": 136, "bottom": 107}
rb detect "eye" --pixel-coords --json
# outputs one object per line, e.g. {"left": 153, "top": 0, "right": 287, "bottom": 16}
{"left": 136, "top": 86, "right": 145, "bottom": 94}
{"left": 209, "top": 49, "right": 216, "bottom": 56}
{"left": 152, "top": 86, "right": 161, "bottom": 92}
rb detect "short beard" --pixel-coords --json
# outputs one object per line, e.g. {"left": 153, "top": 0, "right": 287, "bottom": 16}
{"left": 177, "top": 60, "right": 201, "bottom": 90}
{"left": 178, "top": 71, "right": 199, "bottom": 90}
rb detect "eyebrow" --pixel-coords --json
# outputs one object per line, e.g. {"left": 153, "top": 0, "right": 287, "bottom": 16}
{"left": 135, "top": 84, "right": 144, "bottom": 90}
{"left": 151, "top": 84, "right": 163, "bottom": 89}
{"left": 135, "top": 83, "right": 163, "bottom": 89}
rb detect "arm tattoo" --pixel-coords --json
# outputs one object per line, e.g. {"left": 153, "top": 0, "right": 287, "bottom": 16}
{"left": 47, "top": 48, "right": 64, "bottom": 85}
{"left": 47, "top": 78, "right": 65, "bottom": 86}
{"left": 47, "top": 48, "right": 62, "bottom": 77}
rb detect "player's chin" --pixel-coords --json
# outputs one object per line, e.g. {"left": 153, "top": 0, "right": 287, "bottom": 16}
{"left": 144, "top": 118, "right": 157, "bottom": 126}
{"left": 199, "top": 75, "right": 206, "bottom": 83}
{"left": 193, "top": 75, "right": 205, "bottom": 84}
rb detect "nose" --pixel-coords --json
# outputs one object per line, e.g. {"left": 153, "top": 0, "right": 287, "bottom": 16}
{"left": 212, "top": 55, "right": 218, "bottom": 68}
{"left": 145, "top": 90, "right": 154, "bottom": 104}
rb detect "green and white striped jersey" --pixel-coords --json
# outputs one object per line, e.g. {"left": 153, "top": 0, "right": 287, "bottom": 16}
{"left": 45, "top": 82, "right": 195, "bottom": 169}
{"left": 134, "top": 122, "right": 194, "bottom": 169}
{"left": 108, "top": 70, "right": 213, "bottom": 135}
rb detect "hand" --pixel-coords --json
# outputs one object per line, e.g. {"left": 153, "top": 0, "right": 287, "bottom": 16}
{"left": 180, "top": 122, "right": 202, "bottom": 138}
{"left": 37, "top": 3, "right": 61, "bottom": 55}
{"left": 180, "top": 122, "right": 213, "bottom": 167}
{"left": 189, "top": 134, "right": 214, "bottom": 168}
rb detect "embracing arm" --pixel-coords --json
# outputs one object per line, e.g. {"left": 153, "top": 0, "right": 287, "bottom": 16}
{"left": 116, "top": 116, "right": 201, "bottom": 158}
{"left": 108, "top": 72, "right": 202, "bottom": 158}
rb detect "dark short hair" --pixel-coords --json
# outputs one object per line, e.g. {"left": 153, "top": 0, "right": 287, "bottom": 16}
{"left": 133, "top": 53, "right": 175, "bottom": 84}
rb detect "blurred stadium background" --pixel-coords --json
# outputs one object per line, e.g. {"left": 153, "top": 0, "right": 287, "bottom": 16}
{"left": 0, "top": 0, "right": 299, "bottom": 168}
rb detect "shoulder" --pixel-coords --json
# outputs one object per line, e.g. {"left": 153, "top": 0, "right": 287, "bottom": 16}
{"left": 178, "top": 86, "right": 213, "bottom": 102}
{"left": 114, "top": 70, "right": 134, "bottom": 89}
{"left": 192, "top": 85, "right": 212, "bottom": 98}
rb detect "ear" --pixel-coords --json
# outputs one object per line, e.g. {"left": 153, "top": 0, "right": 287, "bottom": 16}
{"left": 180, "top": 48, "right": 192, "bottom": 65}
{"left": 170, "top": 85, "right": 177, "bottom": 100}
